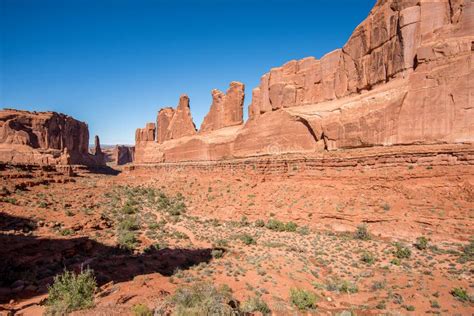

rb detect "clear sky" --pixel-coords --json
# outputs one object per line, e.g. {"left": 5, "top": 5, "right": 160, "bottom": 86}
{"left": 1, "top": 0, "right": 375, "bottom": 145}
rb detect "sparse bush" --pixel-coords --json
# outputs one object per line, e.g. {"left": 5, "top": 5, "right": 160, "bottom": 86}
{"left": 266, "top": 218, "right": 286, "bottom": 232}
{"left": 430, "top": 300, "right": 440, "bottom": 308}
{"left": 214, "top": 239, "right": 229, "bottom": 248}
{"left": 354, "top": 224, "right": 370, "bottom": 240}
{"left": 144, "top": 243, "right": 162, "bottom": 253}
{"left": 339, "top": 280, "right": 358, "bottom": 294}
{"left": 326, "top": 278, "right": 358, "bottom": 294}
{"left": 122, "top": 201, "right": 137, "bottom": 214}
{"left": 240, "top": 234, "right": 256, "bottom": 245}
{"left": 157, "top": 192, "right": 187, "bottom": 216}
{"left": 1, "top": 197, "right": 17, "bottom": 204}
{"left": 371, "top": 280, "right": 386, "bottom": 291}
{"left": 241, "top": 295, "right": 270, "bottom": 315}
{"left": 404, "top": 305, "right": 415, "bottom": 311}
{"left": 451, "top": 287, "right": 470, "bottom": 302}
{"left": 459, "top": 237, "right": 473, "bottom": 263}
{"left": 39, "top": 201, "right": 48, "bottom": 208}
{"left": 60, "top": 228, "right": 73, "bottom": 236}
{"left": 211, "top": 249, "right": 224, "bottom": 259}
{"left": 266, "top": 219, "right": 298, "bottom": 232}
{"left": 415, "top": 236, "right": 429, "bottom": 250}
{"left": 45, "top": 269, "right": 96, "bottom": 315}
{"left": 285, "top": 221, "right": 298, "bottom": 232}
{"left": 170, "top": 282, "right": 238, "bottom": 315}
{"left": 361, "top": 251, "right": 376, "bottom": 265}
{"left": 289, "top": 288, "right": 317, "bottom": 310}
{"left": 394, "top": 243, "right": 411, "bottom": 259}
{"left": 118, "top": 230, "right": 138, "bottom": 250}
{"left": 390, "top": 258, "right": 401, "bottom": 266}
{"left": 297, "top": 225, "right": 310, "bottom": 235}
{"left": 132, "top": 303, "right": 153, "bottom": 316}
{"left": 254, "top": 219, "right": 265, "bottom": 227}
{"left": 119, "top": 215, "right": 140, "bottom": 231}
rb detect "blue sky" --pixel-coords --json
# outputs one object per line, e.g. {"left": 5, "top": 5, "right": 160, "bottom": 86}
{"left": 1, "top": 0, "right": 375, "bottom": 145}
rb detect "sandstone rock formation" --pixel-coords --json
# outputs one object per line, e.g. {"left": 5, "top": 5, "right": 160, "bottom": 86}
{"left": 135, "top": 123, "right": 156, "bottom": 143}
{"left": 134, "top": 0, "right": 473, "bottom": 164}
{"left": 113, "top": 145, "right": 134, "bottom": 165}
{"left": 0, "top": 109, "right": 106, "bottom": 166}
{"left": 91, "top": 135, "right": 102, "bottom": 155}
{"left": 165, "top": 95, "right": 197, "bottom": 140}
{"left": 156, "top": 108, "right": 175, "bottom": 143}
{"left": 200, "top": 82, "right": 245, "bottom": 133}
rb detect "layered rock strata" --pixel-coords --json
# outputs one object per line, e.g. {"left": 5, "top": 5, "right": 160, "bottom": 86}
{"left": 135, "top": 0, "right": 474, "bottom": 164}
{"left": 0, "top": 109, "right": 106, "bottom": 166}
{"left": 200, "top": 82, "right": 245, "bottom": 133}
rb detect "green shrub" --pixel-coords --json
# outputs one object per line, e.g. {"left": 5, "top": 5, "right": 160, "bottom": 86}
{"left": 240, "top": 216, "right": 249, "bottom": 226}
{"left": 266, "top": 219, "right": 298, "bottom": 232}
{"left": 170, "top": 282, "right": 238, "bottom": 315}
{"left": 132, "top": 303, "right": 153, "bottom": 316}
{"left": 266, "top": 219, "right": 286, "bottom": 232}
{"left": 240, "top": 234, "right": 256, "bottom": 245}
{"left": 390, "top": 258, "right": 401, "bottom": 266}
{"left": 430, "top": 300, "right": 440, "bottom": 308}
{"left": 1, "top": 197, "right": 17, "bottom": 204}
{"left": 459, "top": 237, "right": 473, "bottom": 263}
{"left": 254, "top": 219, "right": 265, "bottom": 227}
{"left": 339, "top": 280, "right": 359, "bottom": 294}
{"left": 415, "top": 236, "right": 429, "bottom": 250}
{"left": 289, "top": 288, "right": 317, "bottom": 310}
{"left": 285, "top": 221, "right": 298, "bottom": 232}
{"left": 39, "top": 201, "right": 48, "bottom": 208}
{"left": 157, "top": 192, "right": 187, "bottom": 216}
{"left": 45, "top": 269, "right": 96, "bottom": 315}
{"left": 241, "top": 295, "right": 270, "bottom": 315}
{"left": 361, "top": 251, "right": 376, "bottom": 265}
{"left": 119, "top": 215, "right": 140, "bottom": 231}
{"left": 326, "top": 278, "right": 358, "bottom": 294}
{"left": 394, "top": 243, "right": 411, "bottom": 259}
{"left": 297, "top": 225, "right": 310, "bottom": 235}
{"left": 451, "top": 287, "right": 470, "bottom": 302}
{"left": 211, "top": 249, "right": 224, "bottom": 259}
{"left": 122, "top": 201, "right": 137, "bottom": 214}
{"left": 354, "top": 224, "right": 370, "bottom": 240}
{"left": 118, "top": 230, "right": 138, "bottom": 250}
{"left": 404, "top": 305, "right": 415, "bottom": 311}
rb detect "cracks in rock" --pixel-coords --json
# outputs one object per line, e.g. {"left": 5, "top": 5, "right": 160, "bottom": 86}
{"left": 295, "top": 116, "right": 321, "bottom": 143}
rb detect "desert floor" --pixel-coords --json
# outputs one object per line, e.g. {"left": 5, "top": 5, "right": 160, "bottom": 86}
{"left": 1, "top": 162, "right": 473, "bottom": 315}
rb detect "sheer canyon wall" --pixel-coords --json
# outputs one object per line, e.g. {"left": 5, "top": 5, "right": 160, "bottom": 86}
{"left": 136, "top": 0, "right": 473, "bottom": 163}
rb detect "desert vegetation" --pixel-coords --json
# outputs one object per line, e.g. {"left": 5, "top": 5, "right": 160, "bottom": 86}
{"left": 1, "top": 163, "right": 473, "bottom": 315}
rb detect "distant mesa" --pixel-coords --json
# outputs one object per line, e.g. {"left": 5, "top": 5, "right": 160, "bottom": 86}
{"left": 133, "top": 0, "right": 474, "bottom": 164}
{"left": 0, "top": 109, "right": 106, "bottom": 168}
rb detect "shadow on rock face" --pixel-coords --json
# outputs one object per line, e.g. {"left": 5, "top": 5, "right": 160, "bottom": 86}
{"left": 0, "top": 213, "right": 213, "bottom": 304}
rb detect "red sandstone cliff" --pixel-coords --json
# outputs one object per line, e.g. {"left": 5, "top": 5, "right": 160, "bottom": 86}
{"left": 200, "top": 82, "right": 245, "bottom": 133}
{"left": 134, "top": 0, "right": 474, "bottom": 163}
{"left": 0, "top": 109, "right": 106, "bottom": 166}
